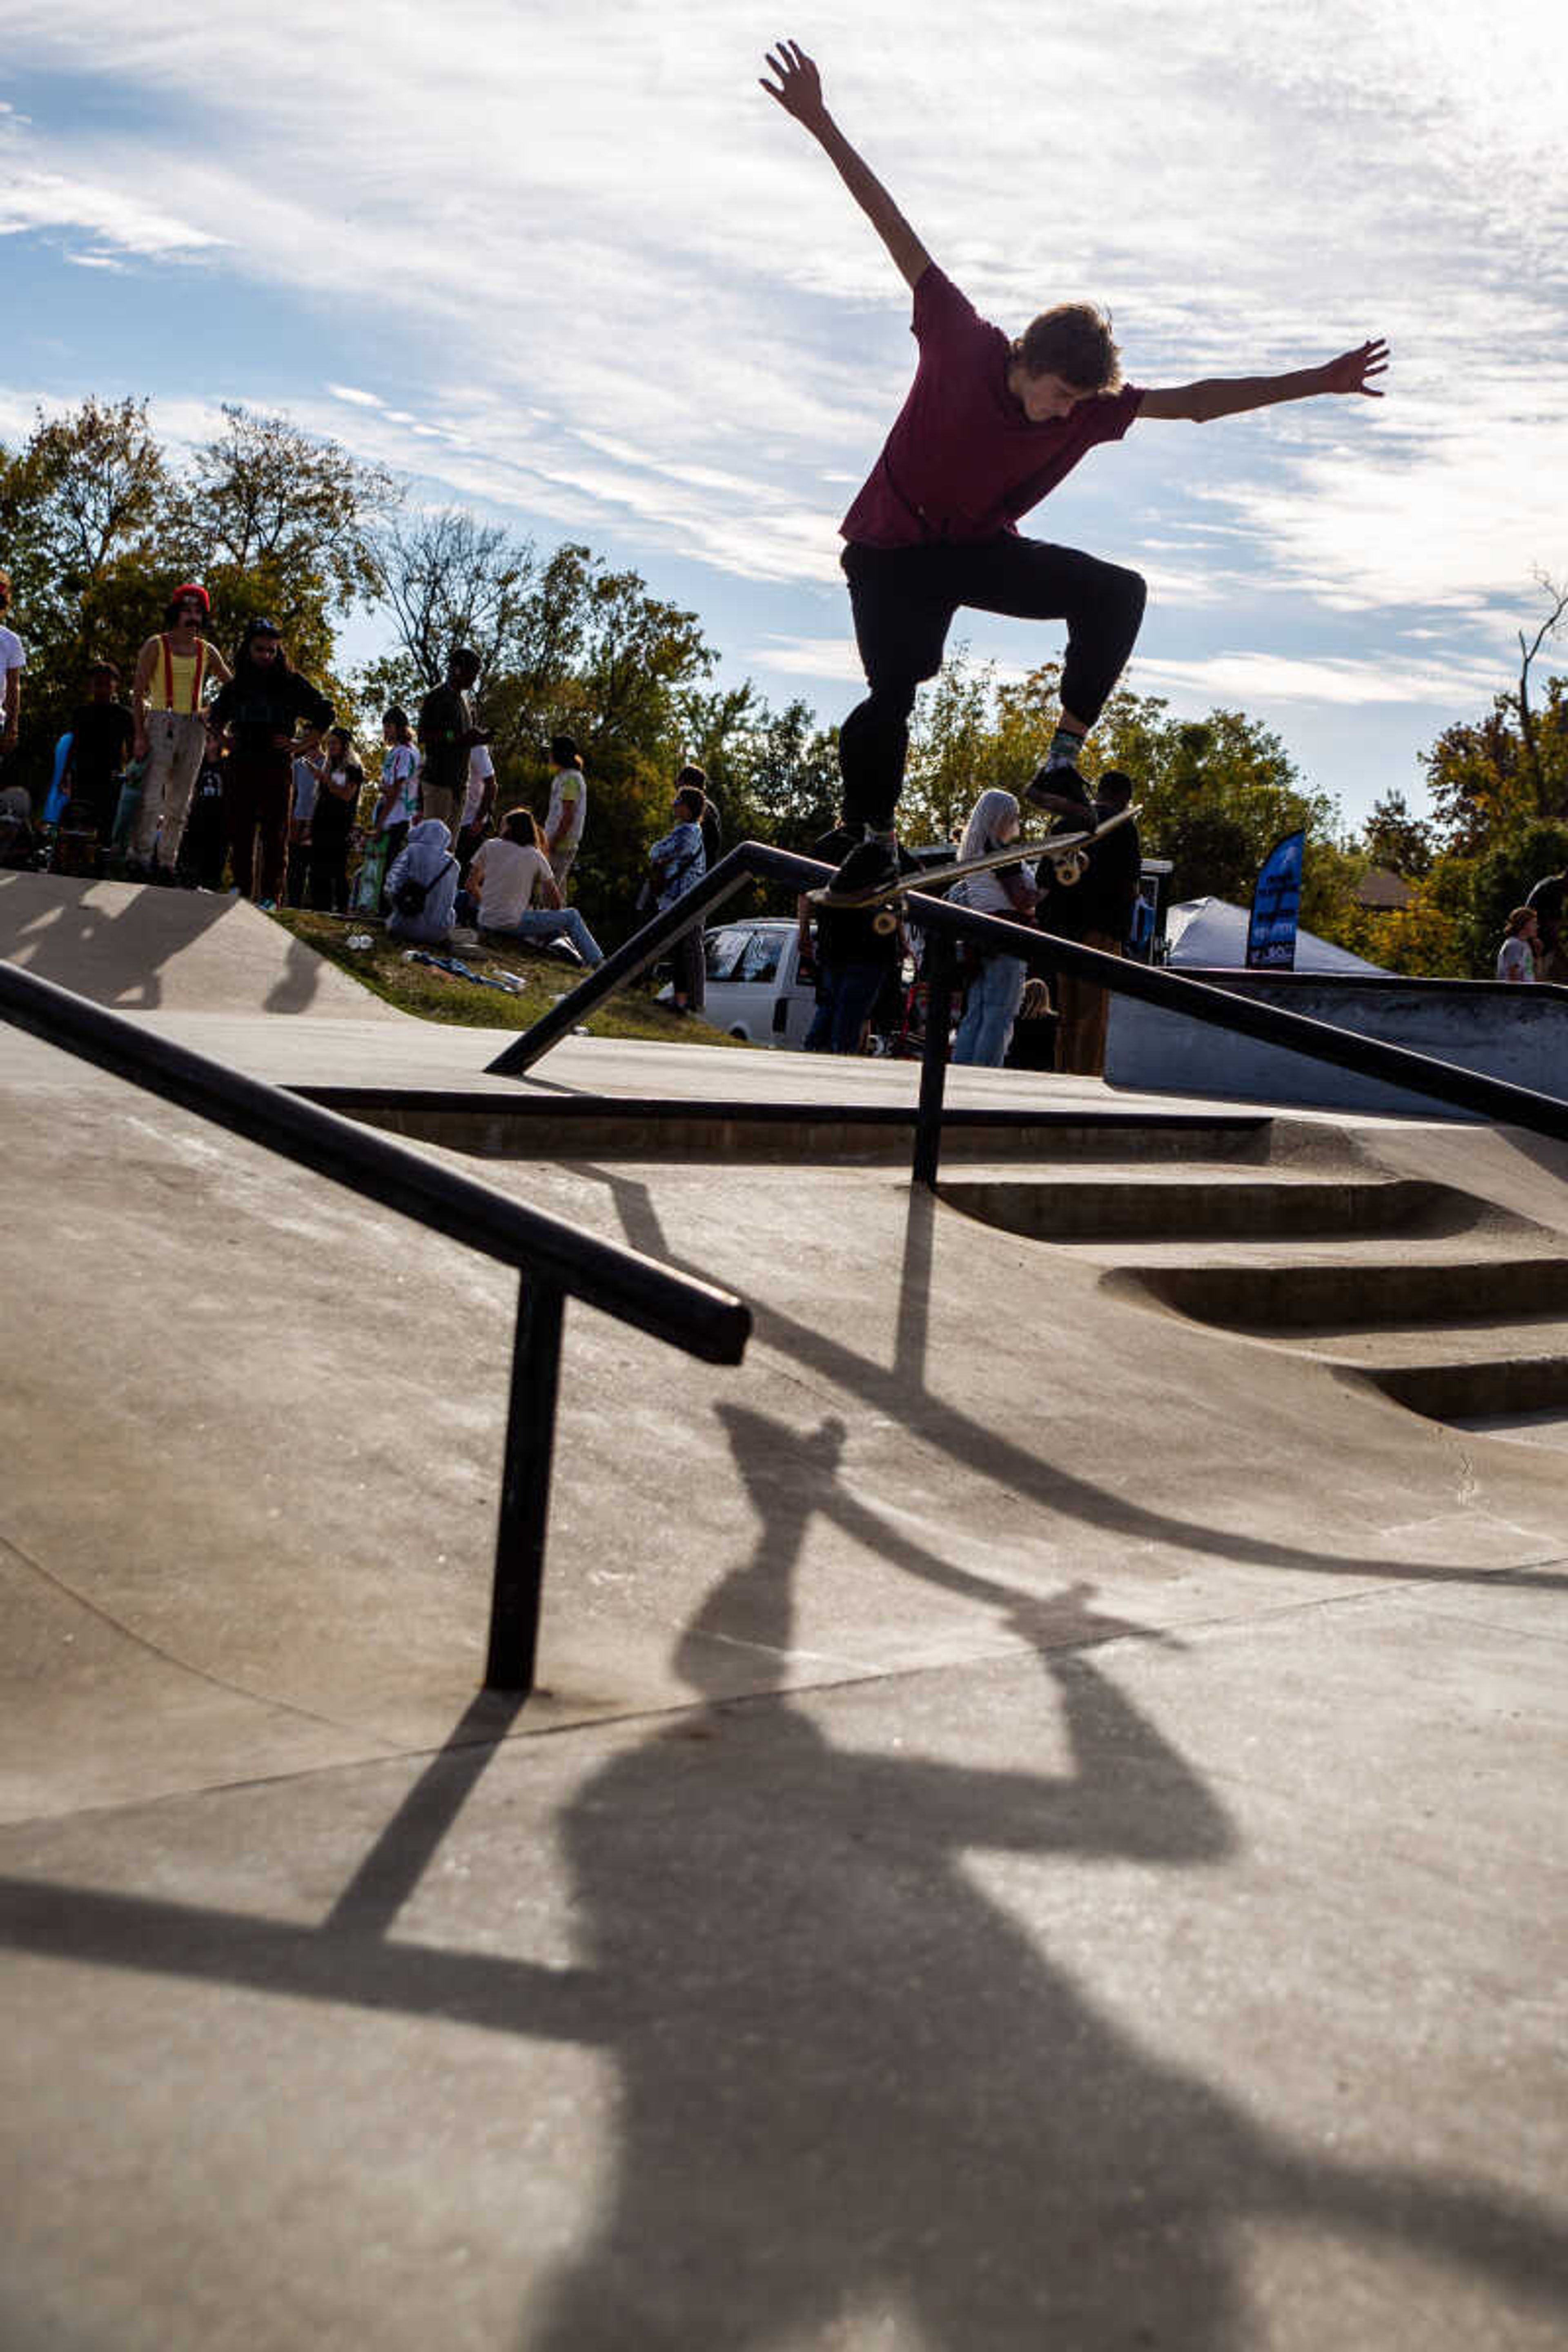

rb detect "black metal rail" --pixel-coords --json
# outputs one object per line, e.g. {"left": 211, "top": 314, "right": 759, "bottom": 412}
{"left": 486, "top": 843, "right": 831, "bottom": 1076}
{"left": 485, "top": 840, "right": 1568, "bottom": 1188}
{"left": 0, "top": 960, "right": 751, "bottom": 1690}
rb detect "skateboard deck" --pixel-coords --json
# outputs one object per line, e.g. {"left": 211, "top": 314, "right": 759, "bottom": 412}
{"left": 808, "top": 803, "right": 1142, "bottom": 917}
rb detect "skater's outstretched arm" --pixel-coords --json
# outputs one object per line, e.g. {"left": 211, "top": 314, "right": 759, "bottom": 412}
{"left": 1140, "top": 338, "right": 1389, "bottom": 422}
{"left": 760, "top": 40, "right": 931, "bottom": 290}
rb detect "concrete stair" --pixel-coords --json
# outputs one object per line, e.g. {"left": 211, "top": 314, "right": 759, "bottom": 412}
{"left": 940, "top": 1133, "right": 1568, "bottom": 1433}
{"left": 940, "top": 1166, "right": 1450, "bottom": 1243}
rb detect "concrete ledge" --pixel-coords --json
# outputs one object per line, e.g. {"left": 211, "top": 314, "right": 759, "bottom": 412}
{"left": 1107, "top": 973, "right": 1568, "bottom": 1117}
{"left": 295, "top": 1089, "right": 1274, "bottom": 1164}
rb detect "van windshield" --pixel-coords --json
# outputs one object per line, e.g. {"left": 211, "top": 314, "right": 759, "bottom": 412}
{"left": 736, "top": 931, "right": 784, "bottom": 984}
{"left": 704, "top": 927, "right": 752, "bottom": 982}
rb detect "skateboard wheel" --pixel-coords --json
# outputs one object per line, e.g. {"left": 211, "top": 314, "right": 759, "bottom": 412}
{"left": 1054, "top": 851, "right": 1087, "bottom": 886}
{"left": 871, "top": 907, "right": 900, "bottom": 936}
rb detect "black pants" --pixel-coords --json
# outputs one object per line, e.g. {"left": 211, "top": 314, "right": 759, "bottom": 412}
{"left": 308, "top": 809, "right": 353, "bottom": 911}
{"left": 839, "top": 537, "right": 1146, "bottom": 832}
{"left": 225, "top": 750, "right": 291, "bottom": 902}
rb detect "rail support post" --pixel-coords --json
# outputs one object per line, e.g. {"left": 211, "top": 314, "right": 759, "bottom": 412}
{"left": 913, "top": 932, "right": 958, "bottom": 1191}
{"left": 485, "top": 1272, "right": 566, "bottom": 1693}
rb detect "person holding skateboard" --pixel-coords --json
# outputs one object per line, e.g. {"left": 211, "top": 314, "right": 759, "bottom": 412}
{"left": 761, "top": 39, "right": 1388, "bottom": 906}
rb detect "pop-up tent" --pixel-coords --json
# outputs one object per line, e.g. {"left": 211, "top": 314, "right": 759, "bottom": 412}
{"left": 1165, "top": 896, "right": 1387, "bottom": 975}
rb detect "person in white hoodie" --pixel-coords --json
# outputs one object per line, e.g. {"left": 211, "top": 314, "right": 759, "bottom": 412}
{"left": 385, "top": 817, "right": 460, "bottom": 945}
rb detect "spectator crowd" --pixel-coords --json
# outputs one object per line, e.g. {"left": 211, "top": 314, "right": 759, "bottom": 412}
{"left": 16, "top": 569, "right": 1552, "bottom": 1074}
{"left": 0, "top": 577, "right": 624, "bottom": 977}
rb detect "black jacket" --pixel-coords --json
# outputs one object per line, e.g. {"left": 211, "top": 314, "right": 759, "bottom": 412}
{"left": 212, "top": 663, "right": 334, "bottom": 753}
{"left": 1037, "top": 808, "right": 1141, "bottom": 942}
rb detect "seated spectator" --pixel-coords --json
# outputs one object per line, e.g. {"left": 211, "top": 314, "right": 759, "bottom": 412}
{"left": 463, "top": 807, "right": 604, "bottom": 965}
{"left": 385, "top": 818, "right": 461, "bottom": 945}
{"left": 649, "top": 769, "right": 708, "bottom": 1013}
{"left": 1496, "top": 906, "right": 1539, "bottom": 983}
{"left": 61, "top": 661, "right": 135, "bottom": 855}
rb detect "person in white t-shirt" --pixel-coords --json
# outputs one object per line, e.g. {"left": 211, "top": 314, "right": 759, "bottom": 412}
{"left": 0, "top": 569, "right": 26, "bottom": 777}
{"left": 287, "top": 751, "right": 319, "bottom": 905}
{"left": 545, "top": 732, "right": 587, "bottom": 891}
{"left": 1496, "top": 906, "right": 1539, "bottom": 983}
{"left": 457, "top": 740, "right": 496, "bottom": 876}
{"left": 465, "top": 807, "right": 604, "bottom": 964}
{"left": 352, "top": 705, "right": 420, "bottom": 913}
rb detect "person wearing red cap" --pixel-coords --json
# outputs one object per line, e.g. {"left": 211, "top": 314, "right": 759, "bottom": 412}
{"left": 128, "top": 584, "right": 232, "bottom": 882}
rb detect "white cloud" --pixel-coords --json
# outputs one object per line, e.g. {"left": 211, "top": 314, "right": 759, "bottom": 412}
{"left": 746, "top": 634, "right": 863, "bottom": 684}
{"left": 1134, "top": 650, "right": 1502, "bottom": 708}
{"left": 2, "top": 0, "right": 1566, "bottom": 824}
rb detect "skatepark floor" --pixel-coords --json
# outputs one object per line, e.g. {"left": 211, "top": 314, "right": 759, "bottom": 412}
{"left": 2, "top": 873, "right": 1565, "bottom": 2351}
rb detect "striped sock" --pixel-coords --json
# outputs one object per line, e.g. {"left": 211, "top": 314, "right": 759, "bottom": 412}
{"left": 1045, "top": 724, "right": 1086, "bottom": 770}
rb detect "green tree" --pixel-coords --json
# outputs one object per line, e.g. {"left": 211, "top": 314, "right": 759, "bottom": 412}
{"left": 176, "top": 405, "right": 392, "bottom": 693}
{"left": 0, "top": 398, "right": 392, "bottom": 788}
{"left": 1463, "top": 821, "right": 1568, "bottom": 974}
{"left": 1357, "top": 789, "right": 1434, "bottom": 879}
{"left": 0, "top": 399, "right": 172, "bottom": 786}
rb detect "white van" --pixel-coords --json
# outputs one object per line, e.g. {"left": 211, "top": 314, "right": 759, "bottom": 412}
{"left": 695, "top": 918, "right": 819, "bottom": 1047}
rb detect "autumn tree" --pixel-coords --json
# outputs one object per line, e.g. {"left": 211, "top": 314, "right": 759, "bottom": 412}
{"left": 1356, "top": 790, "right": 1434, "bottom": 879}
{"left": 1424, "top": 577, "right": 1568, "bottom": 853}
{"left": 0, "top": 399, "right": 170, "bottom": 774}
{"left": 175, "top": 405, "right": 392, "bottom": 684}
{"left": 0, "top": 398, "right": 391, "bottom": 787}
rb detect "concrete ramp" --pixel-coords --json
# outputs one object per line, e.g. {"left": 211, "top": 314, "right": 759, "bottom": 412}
{"left": 0, "top": 870, "right": 402, "bottom": 1020}
{"left": 2, "top": 1026, "right": 1567, "bottom": 2349}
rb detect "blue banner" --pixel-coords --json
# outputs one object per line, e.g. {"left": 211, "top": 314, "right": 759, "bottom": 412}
{"left": 1246, "top": 831, "right": 1305, "bottom": 969}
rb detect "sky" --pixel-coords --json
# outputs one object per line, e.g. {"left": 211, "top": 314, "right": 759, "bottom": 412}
{"left": 2, "top": 0, "right": 1566, "bottom": 832}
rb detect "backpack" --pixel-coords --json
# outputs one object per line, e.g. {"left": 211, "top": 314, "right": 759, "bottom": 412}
{"left": 392, "top": 855, "right": 454, "bottom": 919}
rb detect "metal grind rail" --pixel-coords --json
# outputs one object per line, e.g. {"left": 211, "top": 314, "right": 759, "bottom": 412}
{"left": 0, "top": 960, "right": 751, "bottom": 1692}
{"left": 486, "top": 840, "right": 1568, "bottom": 1187}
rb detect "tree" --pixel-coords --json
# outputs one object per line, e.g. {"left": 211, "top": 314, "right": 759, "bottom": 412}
{"left": 1357, "top": 790, "right": 1434, "bottom": 879}
{"left": 365, "top": 510, "right": 549, "bottom": 706}
{"left": 1424, "top": 578, "right": 1568, "bottom": 853}
{"left": 176, "top": 405, "right": 393, "bottom": 688}
{"left": 0, "top": 399, "right": 393, "bottom": 787}
{"left": 0, "top": 399, "right": 173, "bottom": 785}
{"left": 894, "top": 649, "right": 1347, "bottom": 909}
{"left": 1515, "top": 570, "right": 1568, "bottom": 813}
{"left": 1465, "top": 821, "right": 1568, "bottom": 973}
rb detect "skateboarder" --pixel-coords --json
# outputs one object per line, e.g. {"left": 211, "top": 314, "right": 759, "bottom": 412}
{"left": 761, "top": 40, "right": 1389, "bottom": 903}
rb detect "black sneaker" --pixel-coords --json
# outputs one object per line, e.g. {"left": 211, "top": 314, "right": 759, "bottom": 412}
{"left": 1023, "top": 764, "right": 1094, "bottom": 818}
{"left": 815, "top": 835, "right": 901, "bottom": 907}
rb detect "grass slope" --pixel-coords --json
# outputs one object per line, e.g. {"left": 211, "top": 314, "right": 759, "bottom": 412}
{"left": 271, "top": 911, "right": 749, "bottom": 1045}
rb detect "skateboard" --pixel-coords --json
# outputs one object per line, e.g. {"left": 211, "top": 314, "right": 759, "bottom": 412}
{"left": 808, "top": 804, "right": 1142, "bottom": 934}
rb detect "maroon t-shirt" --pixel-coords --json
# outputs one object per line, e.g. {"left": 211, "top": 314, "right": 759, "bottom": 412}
{"left": 841, "top": 265, "right": 1144, "bottom": 548}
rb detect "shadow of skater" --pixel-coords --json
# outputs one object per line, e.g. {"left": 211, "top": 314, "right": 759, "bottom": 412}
{"left": 519, "top": 1408, "right": 1568, "bottom": 2348}
{"left": 263, "top": 923, "right": 329, "bottom": 1015}
{"left": 0, "top": 872, "right": 232, "bottom": 1011}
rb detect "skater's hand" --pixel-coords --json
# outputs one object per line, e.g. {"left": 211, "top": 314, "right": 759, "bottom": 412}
{"left": 1316, "top": 337, "right": 1389, "bottom": 398}
{"left": 761, "top": 39, "right": 829, "bottom": 132}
